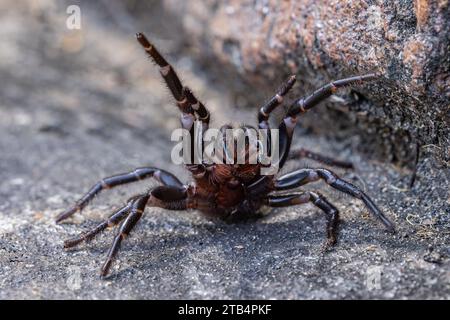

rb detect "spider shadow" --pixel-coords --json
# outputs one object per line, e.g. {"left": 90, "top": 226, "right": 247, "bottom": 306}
{"left": 102, "top": 208, "right": 399, "bottom": 281}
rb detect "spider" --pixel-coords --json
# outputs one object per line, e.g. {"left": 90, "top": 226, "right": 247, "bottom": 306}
{"left": 56, "top": 32, "right": 395, "bottom": 277}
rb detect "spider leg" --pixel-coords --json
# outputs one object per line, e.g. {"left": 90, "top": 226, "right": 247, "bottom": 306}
{"left": 184, "top": 87, "right": 210, "bottom": 130}
{"left": 136, "top": 33, "right": 182, "bottom": 101}
{"left": 219, "top": 124, "right": 234, "bottom": 163}
{"left": 101, "top": 194, "right": 149, "bottom": 277}
{"left": 256, "top": 75, "right": 296, "bottom": 164}
{"left": 275, "top": 74, "right": 378, "bottom": 169}
{"left": 266, "top": 191, "right": 339, "bottom": 246}
{"left": 136, "top": 32, "right": 210, "bottom": 167}
{"left": 63, "top": 195, "right": 140, "bottom": 248}
{"left": 258, "top": 75, "right": 296, "bottom": 129}
{"left": 287, "top": 74, "right": 378, "bottom": 117}
{"left": 184, "top": 87, "right": 210, "bottom": 163}
{"left": 56, "top": 167, "right": 183, "bottom": 223}
{"left": 288, "top": 148, "right": 353, "bottom": 169}
{"left": 136, "top": 33, "right": 210, "bottom": 129}
{"left": 101, "top": 185, "right": 191, "bottom": 277}
{"left": 274, "top": 168, "right": 395, "bottom": 232}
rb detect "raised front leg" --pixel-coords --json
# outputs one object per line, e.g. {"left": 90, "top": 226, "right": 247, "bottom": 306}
{"left": 258, "top": 75, "right": 296, "bottom": 129}
{"left": 287, "top": 74, "right": 378, "bottom": 116}
{"left": 136, "top": 33, "right": 210, "bottom": 129}
{"left": 56, "top": 167, "right": 183, "bottom": 223}
{"left": 275, "top": 74, "right": 378, "bottom": 170}
{"left": 136, "top": 32, "right": 210, "bottom": 166}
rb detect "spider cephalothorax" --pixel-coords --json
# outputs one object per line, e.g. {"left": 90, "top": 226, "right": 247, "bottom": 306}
{"left": 57, "top": 32, "right": 395, "bottom": 277}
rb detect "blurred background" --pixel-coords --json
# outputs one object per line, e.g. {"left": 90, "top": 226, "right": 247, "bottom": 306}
{"left": 0, "top": 0, "right": 448, "bottom": 299}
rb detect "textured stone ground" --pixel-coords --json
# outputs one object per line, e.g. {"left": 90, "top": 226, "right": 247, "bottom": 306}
{"left": 0, "top": 1, "right": 449, "bottom": 299}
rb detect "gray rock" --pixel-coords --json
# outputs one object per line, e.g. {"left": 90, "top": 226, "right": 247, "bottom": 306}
{"left": 164, "top": 0, "right": 450, "bottom": 166}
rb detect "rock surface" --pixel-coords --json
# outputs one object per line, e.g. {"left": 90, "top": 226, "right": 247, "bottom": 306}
{"left": 164, "top": 0, "right": 449, "bottom": 166}
{"left": 0, "top": 0, "right": 449, "bottom": 299}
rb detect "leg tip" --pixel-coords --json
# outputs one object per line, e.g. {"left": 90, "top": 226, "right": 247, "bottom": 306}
{"left": 64, "top": 238, "right": 82, "bottom": 249}
{"left": 343, "top": 162, "right": 355, "bottom": 169}
{"left": 327, "top": 236, "right": 337, "bottom": 247}
{"left": 333, "top": 161, "right": 354, "bottom": 169}
{"left": 380, "top": 215, "right": 396, "bottom": 234}
{"left": 361, "top": 73, "right": 381, "bottom": 81}
{"left": 386, "top": 224, "right": 396, "bottom": 234}
{"left": 55, "top": 217, "right": 65, "bottom": 224}
{"left": 288, "top": 74, "right": 297, "bottom": 83}
{"left": 55, "top": 207, "right": 77, "bottom": 224}
{"left": 136, "top": 32, "right": 150, "bottom": 48}
{"left": 320, "top": 238, "right": 337, "bottom": 253}
{"left": 99, "top": 272, "right": 109, "bottom": 280}
{"left": 100, "top": 260, "right": 112, "bottom": 278}
{"left": 100, "top": 269, "right": 110, "bottom": 280}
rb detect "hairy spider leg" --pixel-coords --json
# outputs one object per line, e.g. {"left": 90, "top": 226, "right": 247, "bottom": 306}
{"left": 279, "top": 73, "right": 378, "bottom": 169}
{"left": 136, "top": 32, "right": 210, "bottom": 165}
{"left": 101, "top": 194, "right": 149, "bottom": 277}
{"left": 274, "top": 168, "right": 395, "bottom": 232}
{"left": 257, "top": 75, "right": 296, "bottom": 158}
{"left": 258, "top": 75, "right": 297, "bottom": 128}
{"left": 266, "top": 191, "right": 339, "bottom": 246}
{"left": 100, "top": 185, "right": 191, "bottom": 277}
{"left": 56, "top": 167, "right": 182, "bottom": 223}
{"left": 248, "top": 74, "right": 378, "bottom": 194}
{"left": 63, "top": 195, "right": 140, "bottom": 248}
{"left": 287, "top": 74, "right": 378, "bottom": 117}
